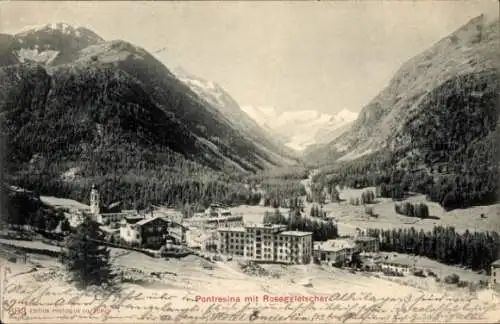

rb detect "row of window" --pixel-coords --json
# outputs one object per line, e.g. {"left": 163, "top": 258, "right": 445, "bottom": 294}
{"left": 221, "top": 232, "right": 311, "bottom": 243}
{"left": 224, "top": 238, "right": 303, "bottom": 248}
{"left": 221, "top": 250, "right": 308, "bottom": 264}
{"left": 224, "top": 242, "right": 305, "bottom": 251}
{"left": 380, "top": 265, "right": 411, "bottom": 272}
{"left": 221, "top": 245, "right": 304, "bottom": 256}
{"left": 125, "top": 230, "right": 140, "bottom": 239}
{"left": 221, "top": 243, "right": 302, "bottom": 250}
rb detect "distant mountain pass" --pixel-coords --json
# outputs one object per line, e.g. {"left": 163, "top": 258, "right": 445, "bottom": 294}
{"left": 241, "top": 105, "right": 358, "bottom": 151}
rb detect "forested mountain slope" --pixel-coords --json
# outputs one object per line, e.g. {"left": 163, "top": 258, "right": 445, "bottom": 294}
{"left": 174, "top": 68, "right": 298, "bottom": 163}
{"left": 0, "top": 23, "right": 296, "bottom": 209}
{"left": 311, "top": 15, "right": 499, "bottom": 210}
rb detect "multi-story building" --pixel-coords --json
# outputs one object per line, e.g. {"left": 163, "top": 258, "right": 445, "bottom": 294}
{"left": 376, "top": 256, "right": 416, "bottom": 274}
{"left": 119, "top": 215, "right": 147, "bottom": 246}
{"left": 99, "top": 210, "right": 138, "bottom": 225}
{"left": 167, "top": 221, "right": 188, "bottom": 244}
{"left": 313, "top": 239, "right": 358, "bottom": 266}
{"left": 278, "top": 231, "right": 313, "bottom": 264}
{"left": 119, "top": 215, "right": 188, "bottom": 249}
{"left": 217, "top": 224, "right": 313, "bottom": 264}
{"left": 204, "top": 204, "right": 232, "bottom": 217}
{"left": 89, "top": 185, "right": 142, "bottom": 225}
{"left": 490, "top": 259, "right": 500, "bottom": 290}
{"left": 218, "top": 227, "right": 248, "bottom": 256}
{"left": 184, "top": 214, "right": 244, "bottom": 230}
{"left": 354, "top": 235, "right": 380, "bottom": 253}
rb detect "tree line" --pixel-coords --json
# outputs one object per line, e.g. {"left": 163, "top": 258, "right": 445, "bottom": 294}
{"left": 315, "top": 70, "right": 498, "bottom": 211}
{"left": 310, "top": 204, "right": 327, "bottom": 218}
{"left": 2, "top": 63, "right": 305, "bottom": 215}
{"left": 260, "top": 179, "right": 306, "bottom": 208}
{"left": 1, "top": 184, "right": 67, "bottom": 231}
{"left": 248, "top": 165, "right": 309, "bottom": 182}
{"left": 394, "top": 201, "right": 431, "bottom": 219}
{"left": 365, "top": 226, "right": 499, "bottom": 273}
{"left": 263, "top": 208, "right": 338, "bottom": 241}
{"left": 349, "top": 189, "right": 376, "bottom": 206}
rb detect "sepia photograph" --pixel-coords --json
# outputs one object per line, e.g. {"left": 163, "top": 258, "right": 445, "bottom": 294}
{"left": 0, "top": 1, "right": 499, "bottom": 323}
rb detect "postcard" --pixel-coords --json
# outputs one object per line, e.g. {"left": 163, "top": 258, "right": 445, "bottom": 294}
{"left": 0, "top": 1, "right": 499, "bottom": 323}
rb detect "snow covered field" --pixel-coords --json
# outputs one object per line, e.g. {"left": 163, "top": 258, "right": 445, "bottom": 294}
{"left": 2, "top": 248, "right": 499, "bottom": 323}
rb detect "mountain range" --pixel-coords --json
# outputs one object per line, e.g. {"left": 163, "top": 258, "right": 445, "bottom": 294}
{"left": 309, "top": 14, "right": 499, "bottom": 210}
{"left": 173, "top": 68, "right": 298, "bottom": 160}
{"left": 0, "top": 22, "right": 298, "bottom": 207}
{"left": 308, "top": 14, "right": 498, "bottom": 164}
{"left": 241, "top": 105, "right": 358, "bottom": 151}
{"left": 0, "top": 23, "right": 297, "bottom": 167}
{"left": 1, "top": 15, "right": 497, "bottom": 211}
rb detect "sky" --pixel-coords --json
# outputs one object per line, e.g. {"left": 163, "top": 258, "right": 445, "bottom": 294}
{"left": 1, "top": 1, "right": 498, "bottom": 114}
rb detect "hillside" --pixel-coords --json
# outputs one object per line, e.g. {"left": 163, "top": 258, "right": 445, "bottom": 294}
{"left": 310, "top": 15, "right": 499, "bottom": 210}
{"left": 0, "top": 34, "right": 20, "bottom": 66}
{"left": 174, "top": 68, "right": 298, "bottom": 162}
{"left": 0, "top": 23, "right": 297, "bottom": 209}
{"left": 0, "top": 183, "right": 64, "bottom": 230}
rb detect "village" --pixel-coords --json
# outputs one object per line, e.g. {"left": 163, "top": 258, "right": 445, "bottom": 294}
{"left": 1, "top": 182, "right": 499, "bottom": 295}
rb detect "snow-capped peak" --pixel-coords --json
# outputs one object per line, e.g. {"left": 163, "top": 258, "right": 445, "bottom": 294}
{"left": 13, "top": 22, "right": 105, "bottom": 66}
{"left": 330, "top": 108, "right": 358, "bottom": 123}
{"left": 18, "top": 23, "right": 79, "bottom": 35}
{"left": 50, "top": 23, "right": 73, "bottom": 34}
{"left": 15, "top": 22, "right": 104, "bottom": 43}
{"left": 241, "top": 106, "right": 358, "bottom": 151}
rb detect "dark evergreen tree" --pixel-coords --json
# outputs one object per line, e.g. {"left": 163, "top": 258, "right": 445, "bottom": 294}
{"left": 61, "top": 218, "right": 115, "bottom": 288}
{"left": 263, "top": 208, "right": 337, "bottom": 241}
{"left": 365, "top": 225, "right": 499, "bottom": 273}
{"left": 60, "top": 218, "right": 71, "bottom": 232}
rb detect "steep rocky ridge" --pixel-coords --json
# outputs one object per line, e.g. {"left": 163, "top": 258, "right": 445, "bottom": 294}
{"left": 311, "top": 15, "right": 499, "bottom": 210}
{"left": 0, "top": 23, "right": 299, "bottom": 208}
{"left": 174, "top": 68, "right": 298, "bottom": 163}
{"left": 310, "top": 15, "right": 499, "bottom": 163}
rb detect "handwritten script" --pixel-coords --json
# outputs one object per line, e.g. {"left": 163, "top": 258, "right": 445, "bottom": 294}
{"left": 2, "top": 269, "right": 500, "bottom": 323}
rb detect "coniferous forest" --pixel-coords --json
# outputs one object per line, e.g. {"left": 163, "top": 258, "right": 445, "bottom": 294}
{"left": 0, "top": 64, "right": 304, "bottom": 211}
{"left": 366, "top": 226, "right": 500, "bottom": 273}
{"left": 263, "top": 208, "right": 338, "bottom": 241}
{"left": 316, "top": 70, "right": 499, "bottom": 211}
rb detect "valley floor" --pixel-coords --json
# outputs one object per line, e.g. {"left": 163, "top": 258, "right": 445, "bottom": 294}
{"left": 2, "top": 248, "right": 499, "bottom": 323}
{"left": 331, "top": 187, "right": 500, "bottom": 235}
{"left": 2, "top": 185, "right": 500, "bottom": 322}
{"left": 231, "top": 187, "right": 500, "bottom": 235}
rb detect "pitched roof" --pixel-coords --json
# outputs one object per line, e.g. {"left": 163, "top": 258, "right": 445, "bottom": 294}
{"left": 99, "top": 226, "right": 119, "bottom": 233}
{"left": 169, "top": 221, "right": 189, "bottom": 230}
{"left": 136, "top": 216, "right": 170, "bottom": 226}
{"left": 125, "top": 215, "right": 143, "bottom": 220}
{"left": 492, "top": 259, "right": 500, "bottom": 267}
{"left": 280, "top": 231, "right": 312, "bottom": 237}
{"left": 107, "top": 201, "right": 122, "bottom": 209}
{"left": 314, "top": 239, "right": 356, "bottom": 252}
{"left": 377, "top": 256, "right": 414, "bottom": 267}
{"left": 123, "top": 215, "right": 145, "bottom": 224}
{"left": 245, "top": 223, "right": 287, "bottom": 230}
{"left": 218, "top": 227, "right": 246, "bottom": 232}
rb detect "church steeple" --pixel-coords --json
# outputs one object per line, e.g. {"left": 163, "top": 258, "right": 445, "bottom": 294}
{"left": 90, "top": 184, "right": 100, "bottom": 215}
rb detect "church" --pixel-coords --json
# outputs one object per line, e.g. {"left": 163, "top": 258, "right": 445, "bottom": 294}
{"left": 89, "top": 184, "right": 137, "bottom": 225}
{"left": 89, "top": 185, "right": 188, "bottom": 249}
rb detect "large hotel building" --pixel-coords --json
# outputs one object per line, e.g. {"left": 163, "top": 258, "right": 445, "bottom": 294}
{"left": 217, "top": 224, "right": 313, "bottom": 264}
